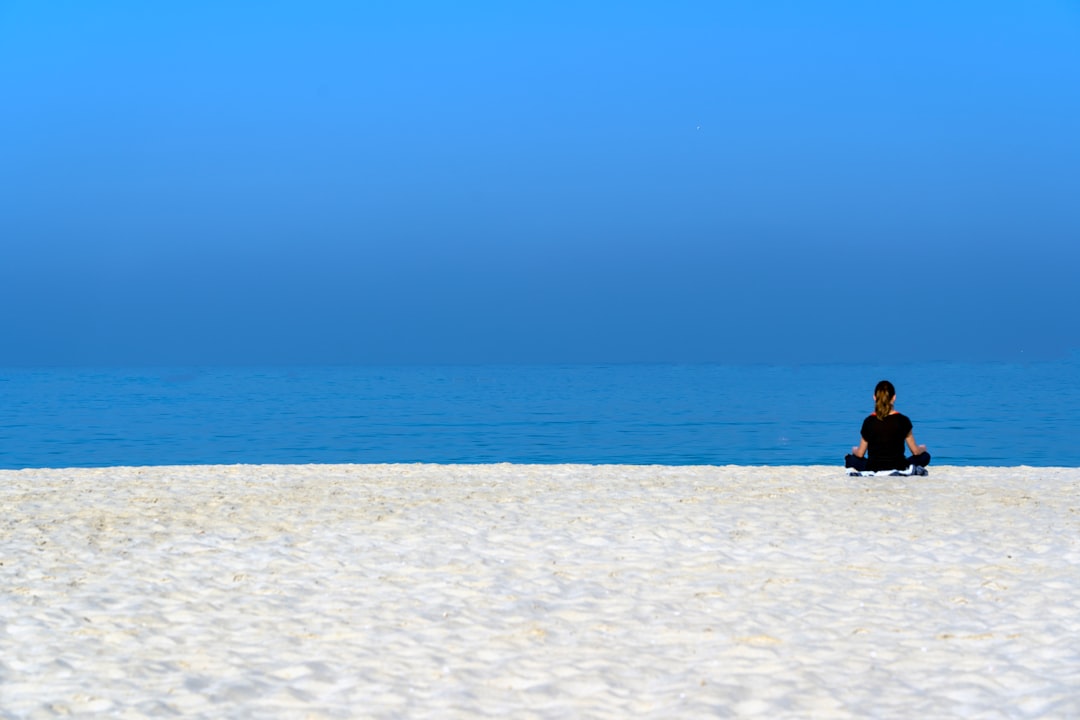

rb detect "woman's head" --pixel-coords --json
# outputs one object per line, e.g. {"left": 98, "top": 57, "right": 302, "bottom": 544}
{"left": 874, "top": 380, "right": 896, "bottom": 420}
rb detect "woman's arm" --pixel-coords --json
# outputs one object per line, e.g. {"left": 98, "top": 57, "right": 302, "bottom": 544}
{"left": 906, "top": 432, "right": 927, "bottom": 455}
{"left": 851, "top": 438, "right": 868, "bottom": 458}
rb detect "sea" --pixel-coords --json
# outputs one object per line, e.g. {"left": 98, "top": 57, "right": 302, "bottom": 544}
{"left": 1, "top": 359, "right": 1078, "bottom": 469}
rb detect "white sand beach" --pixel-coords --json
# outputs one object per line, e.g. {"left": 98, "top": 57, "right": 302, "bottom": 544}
{"left": 2, "top": 464, "right": 1078, "bottom": 718}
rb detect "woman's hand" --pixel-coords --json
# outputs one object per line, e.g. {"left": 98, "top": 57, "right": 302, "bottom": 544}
{"left": 906, "top": 433, "right": 927, "bottom": 456}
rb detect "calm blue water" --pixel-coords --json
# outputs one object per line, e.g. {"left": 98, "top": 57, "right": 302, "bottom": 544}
{"left": 1, "top": 361, "right": 1077, "bottom": 469}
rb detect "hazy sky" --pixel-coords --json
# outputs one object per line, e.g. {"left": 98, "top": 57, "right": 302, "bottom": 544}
{"left": 3, "top": 1, "right": 1078, "bottom": 366}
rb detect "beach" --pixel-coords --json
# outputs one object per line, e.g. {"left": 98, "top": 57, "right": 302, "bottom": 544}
{"left": 2, "top": 464, "right": 1078, "bottom": 718}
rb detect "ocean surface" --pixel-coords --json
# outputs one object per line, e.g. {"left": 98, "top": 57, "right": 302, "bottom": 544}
{"left": 1, "top": 360, "right": 1078, "bottom": 469}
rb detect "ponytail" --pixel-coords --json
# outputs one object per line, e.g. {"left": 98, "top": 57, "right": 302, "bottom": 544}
{"left": 874, "top": 380, "right": 895, "bottom": 420}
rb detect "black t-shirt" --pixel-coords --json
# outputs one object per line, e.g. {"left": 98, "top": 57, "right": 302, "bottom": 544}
{"left": 860, "top": 412, "right": 913, "bottom": 471}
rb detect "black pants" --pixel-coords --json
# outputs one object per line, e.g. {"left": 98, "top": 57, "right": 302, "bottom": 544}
{"left": 845, "top": 452, "right": 931, "bottom": 472}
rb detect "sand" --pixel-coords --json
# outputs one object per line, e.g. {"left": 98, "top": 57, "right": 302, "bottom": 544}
{"left": 1, "top": 463, "right": 1078, "bottom": 718}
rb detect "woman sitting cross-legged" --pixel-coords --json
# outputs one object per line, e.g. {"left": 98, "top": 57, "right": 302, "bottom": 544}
{"left": 845, "top": 380, "right": 931, "bottom": 474}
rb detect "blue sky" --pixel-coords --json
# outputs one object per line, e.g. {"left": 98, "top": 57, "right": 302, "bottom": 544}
{"left": 2, "top": 1, "right": 1078, "bottom": 366}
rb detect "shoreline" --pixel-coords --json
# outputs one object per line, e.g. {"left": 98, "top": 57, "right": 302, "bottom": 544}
{"left": 4, "top": 461, "right": 1079, "bottom": 472}
{"left": 3, "top": 464, "right": 1078, "bottom": 717}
